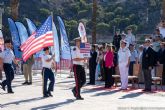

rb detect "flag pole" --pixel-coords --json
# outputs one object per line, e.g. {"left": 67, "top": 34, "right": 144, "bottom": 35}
{"left": 51, "top": 12, "right": 59, "bottom": 77}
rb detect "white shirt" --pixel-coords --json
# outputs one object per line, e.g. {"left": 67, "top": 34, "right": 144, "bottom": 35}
{"left": 118, "top": 47, "right": 131, "bottom": 64}
{"left": 0, "top": 48, "right": 15, "bottom": 64}
{"left": 42, "top": 54, "right": 53, "bottom": 68}
{"left": 71, "top": 47, "right": 84, "bottom": 65}
{"left": 159, "top": 27, "right": 165, "bottom": 39}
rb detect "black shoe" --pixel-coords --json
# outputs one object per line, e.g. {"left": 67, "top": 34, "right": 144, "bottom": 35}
{"left": 43, "top": 94, "right": 49, "bottom": 98}
{"left": 8, "top": 91, "right": 14, "bottom": 94}
{"left": 22, "top": 82, "right": 28, "bottom": 85}
{"left": 76, "top": 96, "right": 84, "bottom": 100}
{"left": 142, "top": 89, "right": 151, "bottom": 92}
{"left": 0, "top": 83, "right": 5, "bottom": 91}
{"left": 27, "top": 82, "right": 32, "bottom": 85}
{"left": 87, "top": 82, "right": 91, "bottom": 85}
{"left": 105, "top": 86, "right": 111, "bottom": 89}
{"left": 72, "top": 89, "right": 76, "bottom": 97}
{"left": 48, "top": 92, "right": 53, "bottom": 97}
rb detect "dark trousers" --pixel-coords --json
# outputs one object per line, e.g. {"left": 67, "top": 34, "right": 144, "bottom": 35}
{"left": 42, "top": 68, "right": 55, "bottom": 95}
{"left": 162, "top": 64, "right": 165, "bottom": 85}
{"left": 89, "top": 64, "right": 96, "bottom": 84}
{"left": 0, "top": 70, "right": 2, "bottom": 80}
{"left": 101, "top": 61, "right": 106, "bottom": 81}
{"left": 143, "top": 69, "right": 152, "bottom": 90}
{"left": 2, "top": 63, "right": 14, "bottom": 92}
{"left": 129, "top": 61, "right": 135, "bottom": 76}
{"left": 105, "top": 67, "right": 113, "bottom": 87}
{"left": 73, "top": 64, "right": 86, "bottom": 97}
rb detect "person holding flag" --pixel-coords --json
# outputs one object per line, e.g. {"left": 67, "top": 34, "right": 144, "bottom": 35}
{"left": 71, "top": 37, "right": 86, "bottom": 100}
{"left": 41, "top": 47, "right": 55, "bottom": 98}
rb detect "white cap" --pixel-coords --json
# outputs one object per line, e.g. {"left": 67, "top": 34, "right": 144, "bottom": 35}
{"left": 145, "top": 39, "right": 151, "bottom": 42}
{"left": 121, "top": 39, "right": 127, "bottom": 44}
{"left": 73, "top": 37, "right": 81, "bottom": 41}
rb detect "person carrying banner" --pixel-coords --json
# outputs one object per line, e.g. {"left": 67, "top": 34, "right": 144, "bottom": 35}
{"left": 41, "top": 47, "right": 55, "bottom": 97}
{"left": 72, "top": 37, "right": 86, "bottom": 100}
{"left": 0, "top": 39, "right": 17, "bottom": 93}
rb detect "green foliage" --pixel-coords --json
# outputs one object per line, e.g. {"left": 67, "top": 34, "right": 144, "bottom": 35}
{"left": 2, "top": 0, "right": 163, "bottom": 38}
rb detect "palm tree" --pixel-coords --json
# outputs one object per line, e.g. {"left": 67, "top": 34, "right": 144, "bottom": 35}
{"left": 10, "top": 0, "right": 19, "bottom": 20}
{"left": 92, "top": 0, "right": 97, "bottom": 44}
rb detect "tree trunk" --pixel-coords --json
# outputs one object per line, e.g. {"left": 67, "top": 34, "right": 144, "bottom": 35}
{"left": 10, "top": 0, "right": 19, "bottom": 20}
{"left": 92, "top": 0, "right": 97, "bottom": 44}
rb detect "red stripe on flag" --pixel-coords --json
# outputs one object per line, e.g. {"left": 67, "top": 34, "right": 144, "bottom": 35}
{"left": 20, "top": 33, "right": 36, "bottom": 51}
{"left": 23, "top": 31, "right": 53, "bottom": 61}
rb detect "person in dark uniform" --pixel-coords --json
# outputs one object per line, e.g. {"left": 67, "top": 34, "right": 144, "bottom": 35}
{"left": 71, "top": 37, "right": 86, "bottom": 100}
{"left": 0, "top": 39, "right": 17, "bottom": 93}
{"left": 157, "top": 42, "right": 165, "bottom": 84}
{"left": 113, "top": 29, "right": 122, "bottom": 51}
{"left": 88, "top": 45, "right": 97, "bottom": 85}
{"left": 41, "top": 47, "right": 55, "bottom": 97}
{"left": 142, "top": 39, "right": 155, "bottom": 92}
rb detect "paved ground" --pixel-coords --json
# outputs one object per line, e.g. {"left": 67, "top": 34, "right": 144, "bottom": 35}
{"left": 1, "top": 71, "right": 165, "bottom": 110}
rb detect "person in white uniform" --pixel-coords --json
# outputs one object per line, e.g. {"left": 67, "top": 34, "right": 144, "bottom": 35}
{"left": 118, "top": 40, "right": 131, "bottom": 90}
{"left": 0, "top": 39, "right": 17, "bottom": 93}
{"left": 71, "top": 37, "right": 86, "bottom": 100}
{"left": 41, "top": 47, "right": 55, "bottom": 98}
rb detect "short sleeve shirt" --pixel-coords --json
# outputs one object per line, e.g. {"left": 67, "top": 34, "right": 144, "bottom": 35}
{"left": 42, "top": 54, "right": 53, "bottom": 68}
{"left": 130, "top": 50, "right": 138, "bottom": 62}
{"left": 118, "top": 47, "right": 131, "bottom": 64}
{"left": 71, "top": 47, "right": 84, "bottom": 65}
{"left": 0, "top": 48, "right": 15, "bottom": 64}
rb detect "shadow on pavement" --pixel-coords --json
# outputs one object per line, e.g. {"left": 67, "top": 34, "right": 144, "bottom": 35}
{"left": 31, "top": 99, "right": 75, "bottom": 110}
{"left": 119, "top": 92, "right": 143, "bottom": 99}
{"left": 92, "top": 89, "right": 121, "bottom": 97}
{"left": 1, "top": 97, "right": 44, "bottom": 108}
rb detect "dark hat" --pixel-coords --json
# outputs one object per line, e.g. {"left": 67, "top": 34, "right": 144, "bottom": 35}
{"left": 127, "top": 28, "right": 132, "bottom": 30}
{"left": 43, "top": 47, "right": 49, "bottom": 51}
{"left": 129, "top": 43, "right": 134, "bottom": 46}
{"left": 4, "top": 39, "right": 12, "bottom": 44}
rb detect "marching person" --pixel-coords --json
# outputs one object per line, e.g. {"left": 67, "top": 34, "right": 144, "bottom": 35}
{"left": 118, "top": 40, "right": 131, "bottom": 90}
{"left": 142, "top": 39, "right": 155, "bottom": 92}
{"left": 41, "top": 47, "right": 55, "bottom": 97}
{"left": 88, "top": 45, "right": 97, "bottom": 85}
{"left": 22, "top": 55, "right": 34, "bottom": 85}
{"left": 0, "top": 39, "right": 17, "bottom": 93}
{"left": 72, "top": 37, "right": 86, "bottom": 100}
{"left": 104, "top": 44, "right": 114, "bottom": 88}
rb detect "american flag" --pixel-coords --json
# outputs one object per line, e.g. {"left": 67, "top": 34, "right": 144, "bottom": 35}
{"left": 20, "top": 32, "right": 36, "bottom": 51}
{"left": 22, "top": 16, "right": 54, "bottom": 61}
{"left": 80, "top": 43, "right": 91, "bottom": 53}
